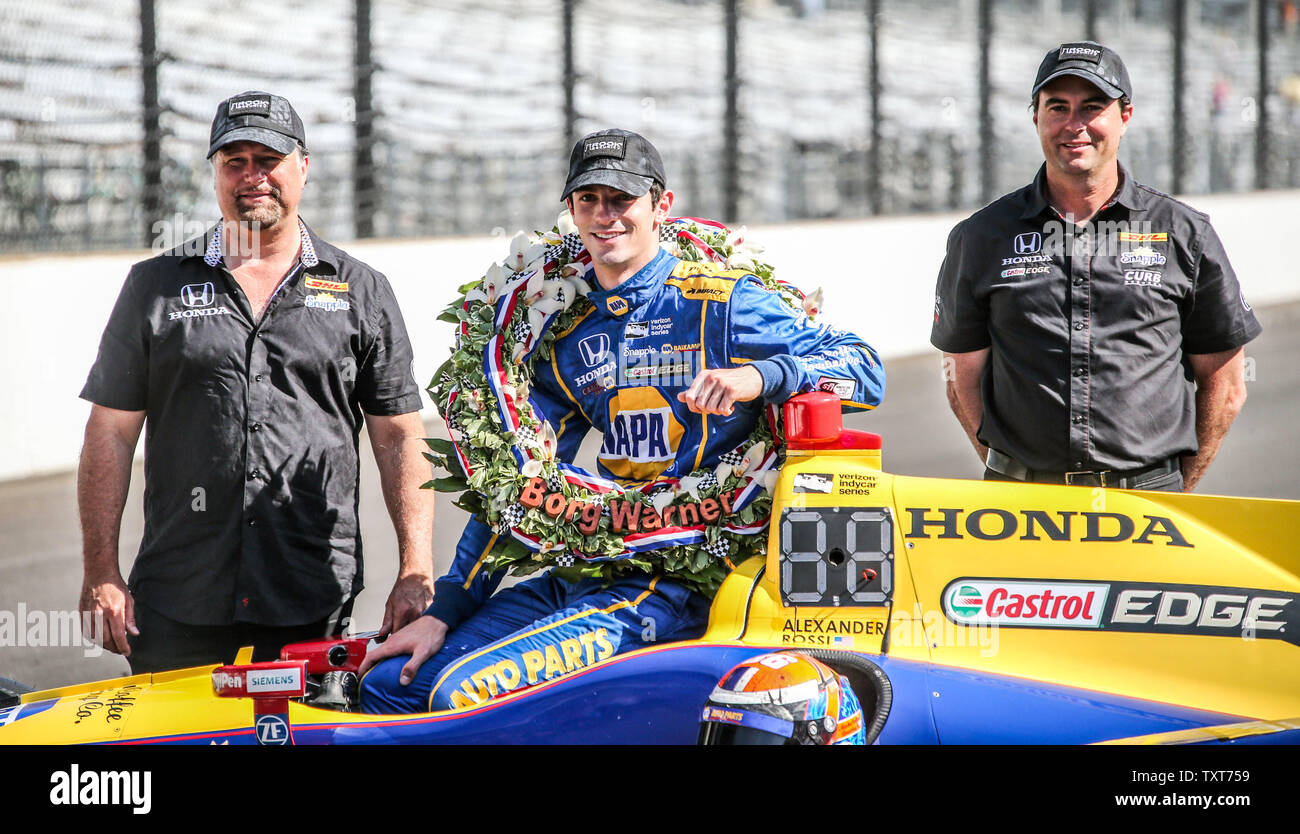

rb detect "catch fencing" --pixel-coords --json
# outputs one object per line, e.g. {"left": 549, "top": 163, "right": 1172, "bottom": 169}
{"left": 1, "top": 0, "right": 1297, "bottom": 253}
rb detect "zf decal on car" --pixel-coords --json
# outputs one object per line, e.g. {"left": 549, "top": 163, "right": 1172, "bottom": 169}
{"left": 255, "top": 713, "right": 291, "bottom": 745}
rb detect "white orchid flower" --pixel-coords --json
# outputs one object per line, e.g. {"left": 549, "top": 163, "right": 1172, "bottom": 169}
{"left": 651, "top": 491, "right": 675, "bottom": 515}
{"left": 530, "top": 294, "right": 567, "bottom": 318}
{"left": 714, "top": 459, "right": 735, "bottom": 483}
{"left": 524, "top": 276, "right": 565, "bottom": 310}
{"left": 525, "top": 269, "right": 546, "bottom": 303}
{"left": 556, "top": 276, "right": 579, "bottom": 309}
{"left": 539, "top": 540, "right": 566, "bottom": 555}
{"left": 802, "top": 287, "right": 825, "bottom": 318}
{"left": 465, "top": 388, "right": 484, "bottom": 413}
{"left": 508, "top": 231, "right": 531, "bottom": 269}
{"left": 522, "top": 260, "right": 547, "bottom": 285}
{"left": 538, "top": 421, "right": 558, "bottom": 461}
{"left": 727, "top": 252, "right": 756, "bottom": 272}
{"left": 560, "top": 264, "right": 591, "bottom": 296}
{"left": 464, "top": 288, "right": 487, "bottom": 306}
{"left": 520, "top": 459, "right": 543, "bottom": 478}
{"left": 483, "top": 262, "right": 511, "bottom": 304}
{"left": 515, "top": 378, "right": 530, "bottom": 401}
{"left": 678, "top": 474, "right": 705, "bottom": 501}
{"left": 526, "top": 305, "right": 550, "bottom": 339}
{"left": 740, "top": 442, "right": 767, "bottom": 477}
{"left": 762, "top": 470, "right": 780, "bottom": 494}
{"left": 511, "top": 343, "right": 527, "bottom": 364}
{"left": 509, "top": 232, "right": 547, "bottom": 274}
{"left": 723, "top": 225, "right": 747, "bottom": 250}
{"left": 541, "top": 231, "right": 562, "bottom": 245}
{"left": 556, "top": 210, "right": 577, "bottom": 236}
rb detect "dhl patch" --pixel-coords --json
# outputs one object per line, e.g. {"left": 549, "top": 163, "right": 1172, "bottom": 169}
{"left": 304, "top": 276, "right": 349, "bottom": 293}
{"left": 1117, "top": 232, "right": 1168, "bottom": 243}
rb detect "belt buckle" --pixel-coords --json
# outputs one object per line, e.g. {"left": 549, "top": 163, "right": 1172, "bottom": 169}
{"left": 1065, "top": 470, "right": 1108, "bottom": 487}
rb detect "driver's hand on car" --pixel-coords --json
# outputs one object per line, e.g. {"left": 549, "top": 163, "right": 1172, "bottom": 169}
{"left": 358, "top": 614, "right": 448, "bottom": 685}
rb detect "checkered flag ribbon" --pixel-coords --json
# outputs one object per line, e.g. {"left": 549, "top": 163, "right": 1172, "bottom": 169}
{"left": 544, "top": 243, "right": 565, "bottom": 263}
{"left": 696, "top": 471, "right": 718, "bottom": 490}
{"left": 444, "top": 409, "right": 461, "bottom": 433}
{"left": 497, "top": 503, "right": 526, "bottom": 533}
{"left": 512, "top": 319, "right": 532, "bottom": 344}
{"left": 553, "top": 553, "right": 575, "bottom": 567}
{"left": 513, "top": 424, "right": 537, "bottom": 445}
{"left": 718, "top": 449, "right": 745, "bottom": 466}
{"left": 561, "top": 233, "right": 584, "bottom": 259}
{"left": 546, "top": 471, "right": 564, "bottom": 493}
{"left": 702, "top": 539, "right": 730, "bottom": 560}
{"left": 659, "top": 224, "right": 678, "bottom": 243}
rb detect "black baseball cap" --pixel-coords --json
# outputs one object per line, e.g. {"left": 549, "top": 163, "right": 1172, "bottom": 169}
{"left": 562, "top": 129, "right": 667, "bottom": 200}
{"left": 207, "top": 91, "right": 307, "bottom": 159}
{"left": 1032, "top": 41, "right": 1132, "bottom": 101}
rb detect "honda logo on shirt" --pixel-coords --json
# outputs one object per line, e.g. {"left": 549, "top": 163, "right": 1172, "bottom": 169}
{"left": 181, "top": 282, "right": 216, "bottom": 307}
{"left": 1013, "top": 233, "right": 1042, "bottom": 255}
{"left": 578, "top": 334, "right": 610, "bottom": 368}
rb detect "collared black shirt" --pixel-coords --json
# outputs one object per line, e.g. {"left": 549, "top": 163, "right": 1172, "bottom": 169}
{"left": 931, "top": 164, "right": 1262, "bottom": 472}
{"left": 81, "top": 220, "right": 423, "bottom": 626}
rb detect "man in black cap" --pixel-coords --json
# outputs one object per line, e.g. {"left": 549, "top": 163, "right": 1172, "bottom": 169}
{"left": 932, "top": 42, "right": 1260, "bottom": 492}
{"left": 356, "top": 128, "right": 885, "bottom": 713}
{"left": 78, "top": 91, "right": 435, "bottom": 673}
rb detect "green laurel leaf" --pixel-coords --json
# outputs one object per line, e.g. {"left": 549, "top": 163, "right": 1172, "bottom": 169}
{"left": 427, "top": 217, "right": 800, "bottom": 596}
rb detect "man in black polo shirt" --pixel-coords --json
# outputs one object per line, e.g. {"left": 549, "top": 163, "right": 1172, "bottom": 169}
{"left": 77, "top": 92, "right": 435, "bottom": 672}
{"left": 932, "top": 42, "right": 1261, "bottom": 492}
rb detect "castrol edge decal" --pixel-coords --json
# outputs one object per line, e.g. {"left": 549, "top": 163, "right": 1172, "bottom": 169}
{"left": 944, "top": 580, "right": 1108, "bottom": 628}
{"left": 941, "top": 578, "right": 1299, "bottom": 645}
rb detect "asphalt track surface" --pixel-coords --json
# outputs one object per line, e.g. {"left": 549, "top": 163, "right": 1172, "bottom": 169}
{"left": 2, "top": 301, "right": 1297, "bottom": 691}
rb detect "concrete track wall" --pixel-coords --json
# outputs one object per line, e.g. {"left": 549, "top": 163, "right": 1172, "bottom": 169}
{"left": 2, "top": 189, "right": 1296, "bottom": 481}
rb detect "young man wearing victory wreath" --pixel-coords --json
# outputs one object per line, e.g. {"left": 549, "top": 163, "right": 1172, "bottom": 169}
{"left": 359, "top": 129, "right": 885, "bottom": 713}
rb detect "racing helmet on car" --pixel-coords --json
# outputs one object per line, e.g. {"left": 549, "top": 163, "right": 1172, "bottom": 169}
{"left": 697, "top": 652, "right": 866, "bottom": 745}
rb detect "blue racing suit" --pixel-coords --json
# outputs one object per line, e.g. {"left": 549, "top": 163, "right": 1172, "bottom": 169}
{"left": 360, "top": 248, "right": 885, "bottom": 713}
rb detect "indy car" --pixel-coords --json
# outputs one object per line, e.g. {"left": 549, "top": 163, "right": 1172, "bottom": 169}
{"left": 2, "top": 393, "right": 1297, "bottom": 745}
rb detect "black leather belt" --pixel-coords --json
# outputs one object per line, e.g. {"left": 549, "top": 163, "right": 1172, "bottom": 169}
{"left": 986, "top": 448, "right": 1180, "bottom": 489}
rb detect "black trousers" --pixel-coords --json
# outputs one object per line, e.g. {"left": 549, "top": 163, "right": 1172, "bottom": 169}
{"left": 126, "top": 599, "right": 354, "bottom": 674}
{"left": 982, "top": 467, "right": 1184, "bottom": 492}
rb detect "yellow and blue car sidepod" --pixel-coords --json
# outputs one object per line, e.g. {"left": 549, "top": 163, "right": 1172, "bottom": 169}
{"left": 2, "top": 413, "right": 1296, "bottom": 744}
